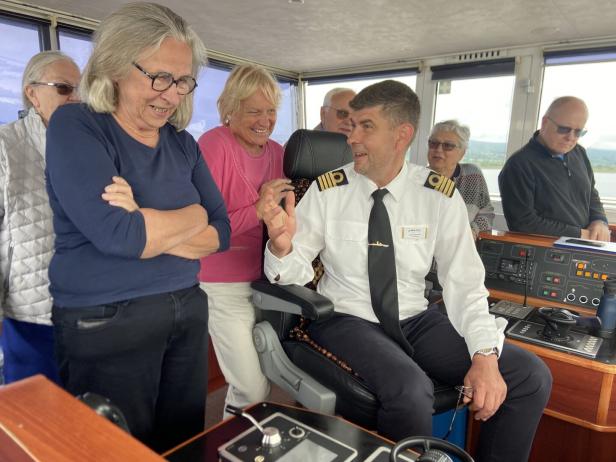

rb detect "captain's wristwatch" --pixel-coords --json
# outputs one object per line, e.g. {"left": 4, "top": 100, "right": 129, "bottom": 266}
{"left": 473, "top": 347, "right": 499, "bottom": 357}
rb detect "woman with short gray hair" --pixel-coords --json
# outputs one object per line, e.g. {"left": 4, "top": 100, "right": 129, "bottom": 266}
{"left": 0, "top": 50, "right": 79, "bottom": 385}
{"left": 45, "top": 2, "right": 230, "bottom": 451}
{"left": 428, "top": 119, "right": 494, "bottom": 238}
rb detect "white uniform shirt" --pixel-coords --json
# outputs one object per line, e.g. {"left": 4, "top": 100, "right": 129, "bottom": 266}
{"left": 264, "top": 161, "right": 506, "bottom": 357}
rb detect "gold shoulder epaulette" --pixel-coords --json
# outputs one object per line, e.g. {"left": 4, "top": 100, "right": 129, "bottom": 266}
{"left": 424, "top": 171, "right": 455, "bottom": 198}
{"left": 316, "top": 168, "right": 349, "bottom": 191}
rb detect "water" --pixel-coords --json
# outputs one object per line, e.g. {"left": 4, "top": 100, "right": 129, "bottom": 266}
{"left": 483, "top": 169, "right": 616, "bottom": 200}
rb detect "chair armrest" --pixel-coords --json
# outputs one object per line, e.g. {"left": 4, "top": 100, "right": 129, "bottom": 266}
{"left": 251, "top": 280, "right": 334, "bottom": 321}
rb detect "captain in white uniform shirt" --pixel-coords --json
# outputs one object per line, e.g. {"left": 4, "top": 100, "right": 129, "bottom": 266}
{"left": 261, "top": 80, "right": 552, "bottom": 462}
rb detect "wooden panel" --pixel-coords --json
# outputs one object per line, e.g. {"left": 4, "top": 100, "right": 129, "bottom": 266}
{"left": 597, "top": 374, "right": 614, "bottom": 425}
{"left": 0, "top": 376, "right": 163, "bottom": 462}
{"left": 541, "top": 356, "right": 603, "bottom": 423}
{"left": 468, "top": 413, "right": 616, "bottom": 462}
{"left": 506, "top": 338, "right": 616, "bottom": 375}
{"left": 478, "top": 230, "right": 557, "bottom": 248}
{"left": 610, "top": 377, "right": 616, "bottom": 426}
{"left": 609, "top": 224, "right": 616, "bottom": 243}
{"left": 0, "top": 424, "right": 35, "bottom": 462}
{"left": 529, "top": 414, "right": 616, "bottom": 462}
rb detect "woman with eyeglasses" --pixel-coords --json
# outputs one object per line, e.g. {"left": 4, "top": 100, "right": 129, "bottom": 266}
{"left": 45, "top": 3, "right": 230, "bottom": 452}
{"left": 197, "top": 64, "right": 287, "bottom": 416}
{"left": 427, "top": 120, "right": 494, "bottom": 238}
{"left": 0, "top": 51, "right": 79, "bottom": 386}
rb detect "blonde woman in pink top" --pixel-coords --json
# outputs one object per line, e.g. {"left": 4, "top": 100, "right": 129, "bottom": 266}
{"left": 198, "top": 64, "right": 289, "bottom": 415}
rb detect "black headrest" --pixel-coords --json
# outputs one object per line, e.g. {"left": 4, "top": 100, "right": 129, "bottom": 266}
{"left": 284, "top": 129, "right": 353, "bottom": 180}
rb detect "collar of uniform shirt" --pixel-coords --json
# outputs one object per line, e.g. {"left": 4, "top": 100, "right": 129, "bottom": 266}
{"left": 355, "top": 160, "right": 408, "bottom": 203}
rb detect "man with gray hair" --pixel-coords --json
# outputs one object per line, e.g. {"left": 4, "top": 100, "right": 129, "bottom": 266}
{"left": 499, "top": 96, "right": 609, "bottom": 240}
{"left": 314, "top": 87, "right": 356, "bottom": 135}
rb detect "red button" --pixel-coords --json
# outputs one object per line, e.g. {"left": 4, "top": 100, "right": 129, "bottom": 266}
{"left": 553, "top": 277, "right": 560, "bottom": 284}
{"left": 519, "top": 250, "right": 527, "bottom": 257}
{"left": 550, "top": 292, "right": 557, "bottom": 297}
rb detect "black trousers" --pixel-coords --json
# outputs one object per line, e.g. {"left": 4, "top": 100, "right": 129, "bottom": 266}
{"left": 52, "top": 285, "right": 208, "bottom": 453}
{"left": 307, "top": 309, "right": 552, "bottom": 462}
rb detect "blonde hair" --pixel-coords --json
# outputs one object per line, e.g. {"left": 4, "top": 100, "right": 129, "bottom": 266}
{"left": 80, "top": 2, "right": 207, "bottom": 130}
{"left": 22, "top": 51, "right": 78, "bottom": 109}
{"left": 217, "top": 64, "right": 281, "bottom": 125}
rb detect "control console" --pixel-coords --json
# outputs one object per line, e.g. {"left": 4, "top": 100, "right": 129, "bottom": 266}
{"left": 478, "top": 233, "right": 616, "bottom": 311}
{"left": 218, "top": 412, "right": 357, "bottom": 461}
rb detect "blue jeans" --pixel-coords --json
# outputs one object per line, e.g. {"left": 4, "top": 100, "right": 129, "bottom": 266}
{"left": 1, "top": 317, "right": 59, "bottom": 385}
{"left": 52, "top": 285, "right": 208, "bottom": 453}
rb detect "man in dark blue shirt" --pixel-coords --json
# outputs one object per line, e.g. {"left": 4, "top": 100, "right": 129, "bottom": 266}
{"left": 499, "top": 96, "right": 609, "bottom": 240}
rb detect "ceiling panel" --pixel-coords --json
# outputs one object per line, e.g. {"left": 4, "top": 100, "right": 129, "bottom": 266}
{"left": 23, "top": 0, "right": 616, "bottom": 72}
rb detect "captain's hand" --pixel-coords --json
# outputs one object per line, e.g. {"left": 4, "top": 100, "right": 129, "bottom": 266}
{"left": 256, "top": 178, "right": 292, "bottom": 220}
{"left": 102, "top": 176, "right": 139, "bottom": 212}
{"left": 463, "top": 354, "right": 507, "bottom": 421}
{"left": 585, "top": 220, "right": 611, "bottom": 242}
{"left": 263, "top": 190, "right": 295, "bottom": 258}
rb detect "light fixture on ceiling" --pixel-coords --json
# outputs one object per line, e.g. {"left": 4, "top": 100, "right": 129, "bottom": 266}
{"left": 288, "top": 0, "right": 305, "bottom": 4}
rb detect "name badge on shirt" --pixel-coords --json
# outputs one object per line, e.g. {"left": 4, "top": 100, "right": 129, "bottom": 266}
{"left": 400, "top": 225, "right": 428, "bottom": 240}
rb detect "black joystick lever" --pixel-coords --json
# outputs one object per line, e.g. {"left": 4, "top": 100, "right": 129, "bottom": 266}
{"left": 225, "top": 405, "right": 282, "bottom": 448}
{"left": 537, "top": 307, "right": 601, "bottom": 340}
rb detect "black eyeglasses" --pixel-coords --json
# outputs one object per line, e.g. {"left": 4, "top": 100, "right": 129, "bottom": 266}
{"left": 428, "top": 139, "right": 460, "bottom": 152}
{"left": 324, "top": 106, "right": 350, "bottom": 120}
{"left": 30, "top": 82, "right": 77, "bottom": 96}
{"left": 442, "top": 385, "right": 472, "bottom": 440}
{"left": 132, "top": 62, "right": 197, "bottom": 95}
{"left": 547, "top": 116, "right": 587, "bottom": 138}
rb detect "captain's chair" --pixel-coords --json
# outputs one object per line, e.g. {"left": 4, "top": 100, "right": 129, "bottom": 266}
{"left": 251, "top": 129, "right": 460, "bottom": 431}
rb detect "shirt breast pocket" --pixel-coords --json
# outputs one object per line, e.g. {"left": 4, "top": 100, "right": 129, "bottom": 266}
{"left": 325, "top": 221, "right": 368, "bottom": 275}
{"left": 395, "top": 224, "right": 435, "bottom": 279}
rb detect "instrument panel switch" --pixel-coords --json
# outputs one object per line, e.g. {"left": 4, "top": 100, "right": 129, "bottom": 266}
{"left": 289, "top": 426, "right": 306, "bottom": 439}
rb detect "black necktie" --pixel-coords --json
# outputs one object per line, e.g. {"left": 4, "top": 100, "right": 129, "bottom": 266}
{"left": 368, "top": 189, "right": 414, "bottom": 356}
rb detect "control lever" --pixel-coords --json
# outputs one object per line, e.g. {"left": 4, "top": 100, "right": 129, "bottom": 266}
{"left": 537, "top": 307, "right": 601, "bottom": 339}
{"left": 225, "top": 405, "right": 282, "bottom": 448}
{"left": 548, "top": 308, "right": 602, "bottom": 330}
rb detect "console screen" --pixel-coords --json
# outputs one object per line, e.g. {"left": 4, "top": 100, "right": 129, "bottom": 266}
{"left": 277, "top": 439, "right": 338, "bottom": 462}
{"left": 500, "top": 258, "right": 520, "bottom": 274}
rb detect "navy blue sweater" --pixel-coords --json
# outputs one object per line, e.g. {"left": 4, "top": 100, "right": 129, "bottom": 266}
{"left": 499, "top": 131, "right": 606, "bottom": 238}
{"left": 46, "top": 104, "right": 230, "bottom": 307}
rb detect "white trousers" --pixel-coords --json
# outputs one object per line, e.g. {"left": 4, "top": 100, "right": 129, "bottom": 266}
{"left": 201, "top": 282, "right": 270, "bottom": 415}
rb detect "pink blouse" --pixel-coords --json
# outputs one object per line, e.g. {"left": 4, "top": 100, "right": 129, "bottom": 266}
{"left": 198, "top": 126, "right": 284, "bottom": 282}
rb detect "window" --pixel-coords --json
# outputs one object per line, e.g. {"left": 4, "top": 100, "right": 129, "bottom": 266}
{"left": 58, "top": 27, "right": 92, "bottom": 70}
{"left": 271, "top": 80, "right": 296, "bottom": 145}
{"left": 304, "top": 73, "right": 417, "bottom": 131}
{"left": 431, "top": 61, "right": 515, "bottom": 195}
{"left": 539, "top": 50, "right": 616, "bottom": 203}
{"left": 0, "top": 16, "right": 43, "bottom": 124}
{"left": 188, "top": 63, "right": 297, "bottom": 145}
{"left": 188, "top": 65, "right": 229, "bottom": 140}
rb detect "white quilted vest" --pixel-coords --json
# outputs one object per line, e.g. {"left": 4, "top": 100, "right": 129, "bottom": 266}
{"left": 0, "top": 108, "right": 54, "bottom": 325}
